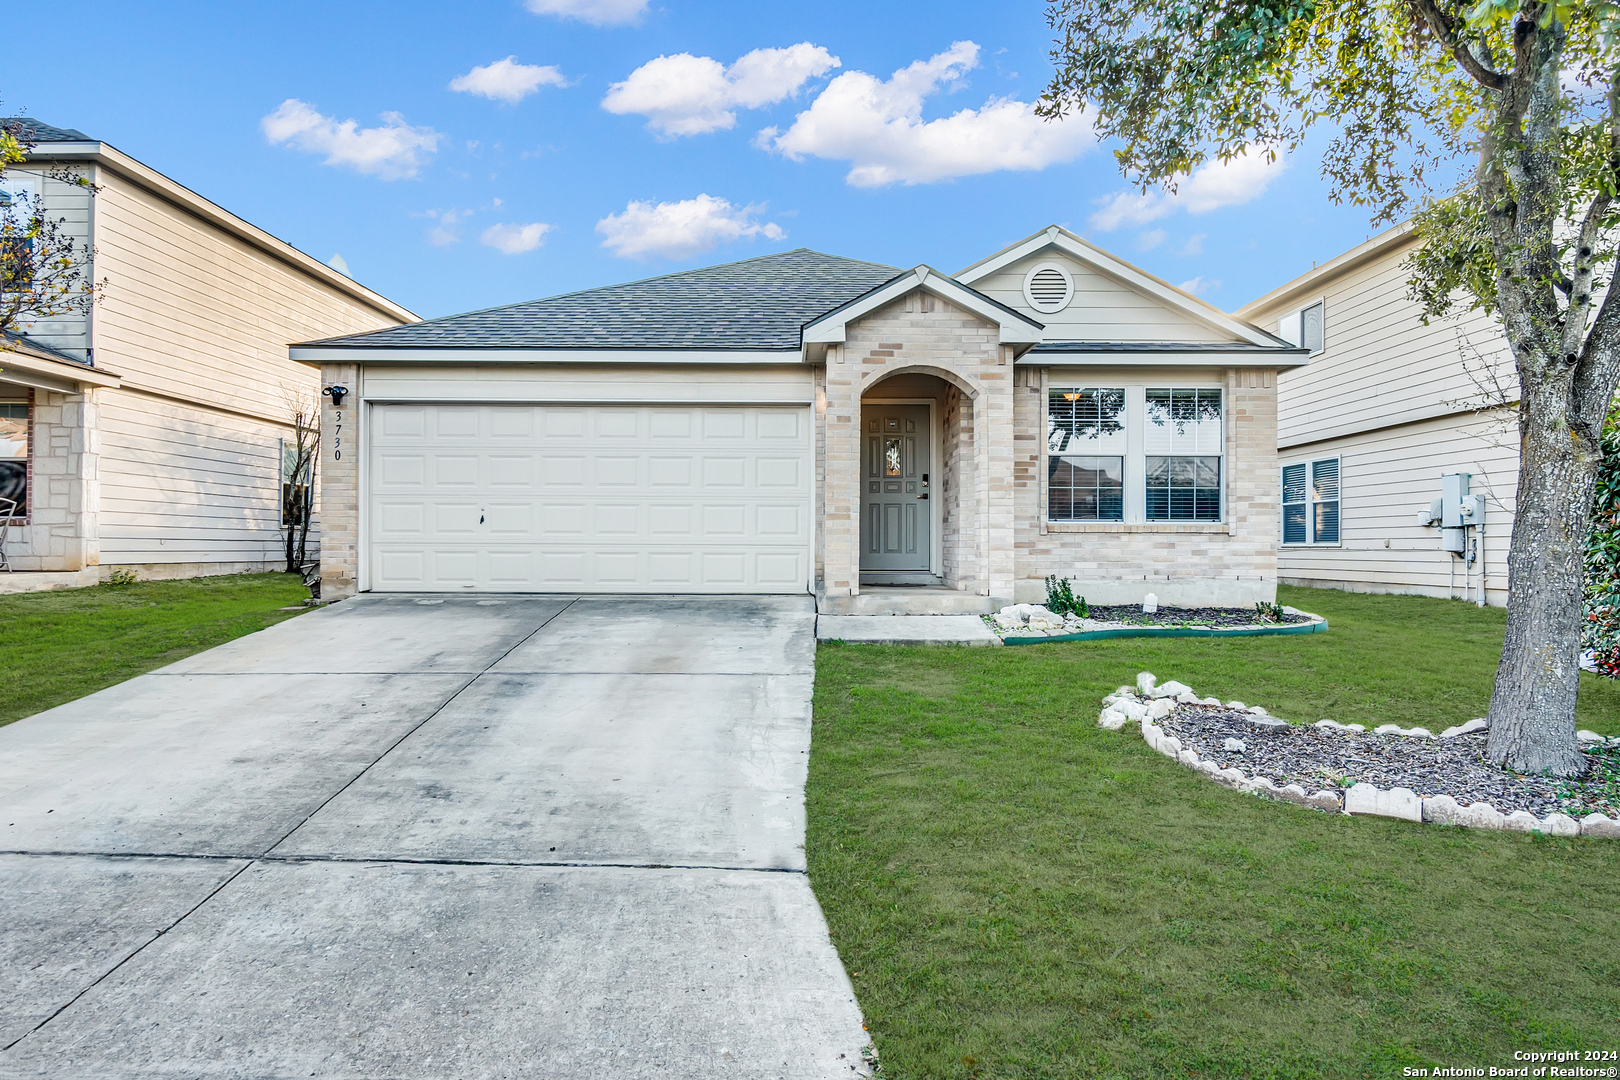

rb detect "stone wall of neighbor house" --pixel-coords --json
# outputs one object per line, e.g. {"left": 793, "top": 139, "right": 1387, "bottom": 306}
{"left": 1010, "top": 366, "right": 1280, "bottom": 607}
{"left": 2, "top": 388, "right": 99, "bottom": 573}
{"left": 317, "top": 362, "right": 360, "bottom": 599}
{"left": 819, "top": 288, "right": 1016, "bottom": 602}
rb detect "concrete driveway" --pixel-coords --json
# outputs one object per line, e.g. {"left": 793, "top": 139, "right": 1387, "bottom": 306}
{"left": 0, "top": 594, "right": 870, "bottom": 1079}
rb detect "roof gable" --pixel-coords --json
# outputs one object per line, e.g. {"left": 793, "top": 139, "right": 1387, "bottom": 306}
{"left": 302, "top": 249, "right": 902, "bottom": 352}
{"left": 802, "top": 266, "right": 1044, "bottom": 355}
{"left": 957, "top": 225, "right": 1284, "bottom": 348}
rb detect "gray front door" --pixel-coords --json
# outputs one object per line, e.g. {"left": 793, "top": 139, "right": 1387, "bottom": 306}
{"left": 860, "top": 404, "right": 932, "bottom": 572}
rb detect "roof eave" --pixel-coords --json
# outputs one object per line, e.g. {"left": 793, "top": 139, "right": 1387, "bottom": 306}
{"left": 1237, "top": 221, "right": 1417, "bottom": 319}
{"left": 22, "top": 141, "right": 419, "bottom": 326}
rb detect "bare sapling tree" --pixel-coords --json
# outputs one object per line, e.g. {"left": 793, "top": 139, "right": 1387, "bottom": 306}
{"left": 280, "top": 390, "right": 320, "bottom": 582}
{"left": 1042, "top": 0, "right": 1620, "bottom": 776}
{"left": 0, "top": 116, "right": 102, "bottom": 344}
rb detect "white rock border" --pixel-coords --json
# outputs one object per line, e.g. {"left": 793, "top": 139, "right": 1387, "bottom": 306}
{"left": 1098, "top": 672, "right": 1620, "bottom": 839}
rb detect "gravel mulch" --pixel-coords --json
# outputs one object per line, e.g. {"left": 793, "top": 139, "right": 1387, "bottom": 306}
{"left": 1159, "top": 704, "right": 1620, "bottom": 818}
{"left": 1083, "top": 605, "right": 1312, "bottom": 628}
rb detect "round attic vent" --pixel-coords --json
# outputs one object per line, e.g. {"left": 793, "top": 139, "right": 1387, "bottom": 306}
{"left": 1023, "top": 263, "right": 1074, "bottom": 313}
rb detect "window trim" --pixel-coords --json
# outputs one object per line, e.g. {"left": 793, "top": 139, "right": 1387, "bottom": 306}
{"left": 1046, "top": 382, "right": 1225, "bottom": 526}
{"left": 1280, "top": 455, "right": 1341, "bottom": 546}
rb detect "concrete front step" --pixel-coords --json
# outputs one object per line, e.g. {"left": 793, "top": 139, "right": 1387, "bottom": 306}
{"left": 817, "top": 586, "right": 1002, "bottom": 616}
{"left": 816, "top": 614, "right": 1002, "bottom": 646}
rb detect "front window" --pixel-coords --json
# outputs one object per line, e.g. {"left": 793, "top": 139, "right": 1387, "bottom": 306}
{"left": 1145, "top": 388, "right": 1222, "bottom": 521}
{"left": 1046, "top": 385, "right": 1225, "bottom": 524}
{"left": 0, "top": 402, "right": 28, "bottom": 517}
{"left": 1048, "top": 388, "right": 1124, "bottom": 521}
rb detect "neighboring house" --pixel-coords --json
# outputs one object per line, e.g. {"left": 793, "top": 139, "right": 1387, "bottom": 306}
{"left": 0, "top": 120, "right": 416, "bottom": 590}
{"left": 293, "top": 226, "right": 1306, "bottom": 611}
{"left": 1238, "top": 223, "right": 1517, "bottom": 607}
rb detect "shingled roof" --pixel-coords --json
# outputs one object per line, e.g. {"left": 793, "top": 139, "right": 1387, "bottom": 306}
{"left": 3, "top": 119, "right": 92, "bottom": 143}
{"left": 301, "top": 248, "right": 903, "bottom": 352}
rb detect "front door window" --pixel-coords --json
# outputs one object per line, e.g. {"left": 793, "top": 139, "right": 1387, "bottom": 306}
{"left": 860, "top": 404, "right": 932, "bottom": 572}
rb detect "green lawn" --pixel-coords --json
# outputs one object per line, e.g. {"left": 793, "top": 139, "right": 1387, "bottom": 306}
{"left": 0, "top": 572, "right": 311, "bottom": 728}
{"left": 808, "top": 586, "right": 1620, "bottom": 1079}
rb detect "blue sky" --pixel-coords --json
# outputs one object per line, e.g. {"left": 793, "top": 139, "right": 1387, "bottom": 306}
{"left": 8, "top": 0, "right": 1390, "bottom": 321}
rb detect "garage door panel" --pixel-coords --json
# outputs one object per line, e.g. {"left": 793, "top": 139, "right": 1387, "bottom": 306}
{"left": 368, "top": 405, "right": 810, "bottom": 593}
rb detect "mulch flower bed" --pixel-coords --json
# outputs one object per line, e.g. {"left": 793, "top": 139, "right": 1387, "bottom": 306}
{"left": 1159, "top": 704, "right": 1620, "bottom": 819}
{"left": 1084, "top": 605, "right": 1312, "bottom": 628}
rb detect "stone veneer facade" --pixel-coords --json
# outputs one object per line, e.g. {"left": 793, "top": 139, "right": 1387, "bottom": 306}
{"left": 818, "top": 287, "right": 1280, "bottom": 610}
{"left": 5, "top": 387, "right": 100, "bottom": 575}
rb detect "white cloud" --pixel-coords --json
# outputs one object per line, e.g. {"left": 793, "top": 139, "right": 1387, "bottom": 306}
{"left": 1178, "top": 276, "right": 1221, "bottom": 297}
{"left": 1181, "top": 233, "right": 1207, "bottom": 257}
{"left": 760, "top": 41, "right": 1093, "bottom": 187}
{"left": 450, "top": 57, "right": 568, "bottom": 103}
{"left": 1089, "top": 150, "right": 1285, "bottom": 232}
{"left": 1136, "top": 228, "right": 1166, "bottom": 251}
{"left": 327, "top": 253, "right": 350, "bottom": 277}
{"left": 525, "top": 0, "right": 648, "bottom": 26}
{"left": 596, "top": 194, "right": 785, "bottom": 260}
{"left": 481, "top": 222, "right": 554, "bottom": 254}
{"left": 602, "top": 43, "right": 839, "bottom": 137}
{"left": 261, "top": 99, "right": 440, "bottom": 180}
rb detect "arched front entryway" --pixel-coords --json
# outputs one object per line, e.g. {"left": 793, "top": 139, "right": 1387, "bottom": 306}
{"left": 859, "top": 369, "right": 969, "bottom": 587}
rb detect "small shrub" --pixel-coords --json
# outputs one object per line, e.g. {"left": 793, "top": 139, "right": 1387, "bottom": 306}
{"left": 1044, "top": 575, "right": 1089, "bottom": 618}
{"left": 1255, "top": 600, "right": 1285, "bottom": 623}
{"left": 1586, "top": 398, "right": 1620, "bottom": 677}
{"left": 104, "top": 568, "right": 138, "bottom": 587}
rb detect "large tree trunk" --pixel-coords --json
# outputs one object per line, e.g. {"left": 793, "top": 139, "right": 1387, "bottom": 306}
{"left": 1484, "top": 379, "right": 1599, "bottom": 777}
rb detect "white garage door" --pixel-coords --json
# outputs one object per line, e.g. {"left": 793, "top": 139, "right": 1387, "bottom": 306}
{"left": 368, "top": 404, "right": 812, "bottom": 593}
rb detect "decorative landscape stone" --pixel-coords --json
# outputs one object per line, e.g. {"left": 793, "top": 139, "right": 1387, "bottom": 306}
{"left": 989, "top": 605, "right": 1329, "bottom": 644}
{"left": 1097, "top": 672, "right": 1620, "bottom": 838}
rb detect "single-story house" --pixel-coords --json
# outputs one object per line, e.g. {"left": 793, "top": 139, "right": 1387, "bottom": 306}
{"left": 0, "top": 120, "right": 416, "bottom": 591}
{"left": 1238, "top": 223, "right": 1517, "bottom": 607}
{"left": 294, "top": 226, "right": 1307, "bottom": 612}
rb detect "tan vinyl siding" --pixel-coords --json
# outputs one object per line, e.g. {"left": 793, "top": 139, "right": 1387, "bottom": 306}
{"left": 6, "top": 166, "right": 94, "bottom": 357}
{"left": 90, "top": 169, "right": 398, "bottom": 421}
{"left": 95, "top": 390, "right": 316, "bottom": 565}
{"left": 1250, "top": 238, "right": 1516, "bottom": 449}
{"left": 79, "top": 168, "right": 403, "bottom": 570}
{"left": 972, "top": 252, "right": 1232, "bottom": 343}
{"left": 1278, "top": 408, "right": 1515, "bottom": 605}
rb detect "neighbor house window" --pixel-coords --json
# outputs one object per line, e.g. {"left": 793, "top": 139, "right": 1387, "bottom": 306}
{"left": 1277, "top": 300, "right": 1325, "bottom": 355}
{"left": 0, "top": 402, "right": 28, "bottom": 517}
{"left": 1047, "top": 388, "right": 1125, "bottom": 520}
{"left": 280, "top": 437, "right": 312, "bottom": 528}
{"left": 1145, "top": 388, "right": 1222, "bottom": 521}
{"left": 1281, "top": 457, "right": 1340, "bottom": 544}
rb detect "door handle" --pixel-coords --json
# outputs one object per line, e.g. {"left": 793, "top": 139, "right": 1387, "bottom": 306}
{"left": 918, "top": 494, "right": 928, "bottom": 500}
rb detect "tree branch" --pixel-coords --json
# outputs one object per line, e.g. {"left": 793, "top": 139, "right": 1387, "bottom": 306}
{"left": 1408, "top": 0, "right": 1509, "bottom": 90}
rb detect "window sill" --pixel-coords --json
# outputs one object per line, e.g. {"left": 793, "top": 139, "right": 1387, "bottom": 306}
{"left": 1047, "top": 521, "right": 1230, "bottom": 534}
{"left": 1280, "top": 542, "right": 1342, "bottom": 548}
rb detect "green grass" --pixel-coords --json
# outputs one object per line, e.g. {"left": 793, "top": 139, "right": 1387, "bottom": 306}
{"left": 0, "top": 572, "right": 311, "bottom": 727}
{"left": 808, "top": 586, "right": 1620, "bottom": 1079}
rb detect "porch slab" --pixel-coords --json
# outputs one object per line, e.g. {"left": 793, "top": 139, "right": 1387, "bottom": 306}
{"left": 817, "top": 587, "right": 1000, "bottom": 616}
{"left": 816, "top": 614, "right": 1002, "bottom": 646}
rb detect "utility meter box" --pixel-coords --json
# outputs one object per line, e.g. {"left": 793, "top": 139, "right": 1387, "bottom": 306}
{"left": 1441, "top": 472, "right": 1472, "bottom": 527}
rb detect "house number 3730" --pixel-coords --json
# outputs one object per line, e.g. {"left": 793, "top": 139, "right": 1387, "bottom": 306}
{"left": 333, "top": 410, "right": 342, "bottom": 460}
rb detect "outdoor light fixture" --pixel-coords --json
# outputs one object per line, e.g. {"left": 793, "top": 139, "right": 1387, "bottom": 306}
{"left": 322, "top": 385, "right": 349, "bottom": 408}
